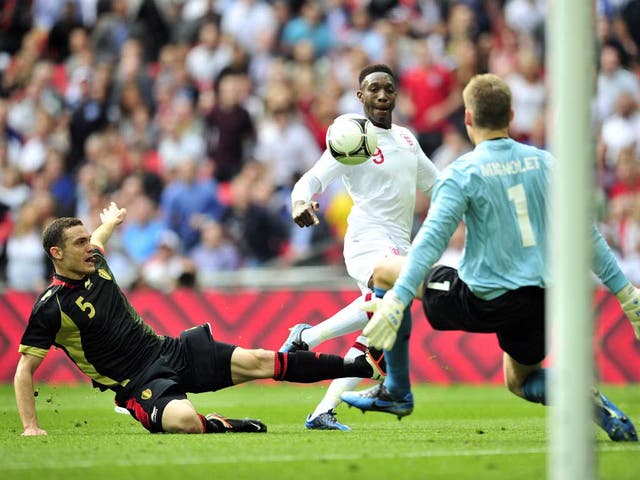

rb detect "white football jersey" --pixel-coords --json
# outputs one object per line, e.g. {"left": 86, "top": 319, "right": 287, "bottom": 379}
{"left": 291, "top": 125, "right": 438, "bottom": 291}
{"left": 292, "top": 122, "right": 439, "bottom": 253}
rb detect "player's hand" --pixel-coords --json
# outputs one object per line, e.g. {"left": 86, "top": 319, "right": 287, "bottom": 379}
{"left": 22, "top": 427, "right": 47, "bottom": 436}
{"left": 292, "top": 200, "right": 319, "bottom": 227}
{"left": 616, "top": 282, "right": 640, "bottom": 339}
{"left": 100, "top": 202, "right": 127, "bottom": 226}
{"left": 362, "top": 291, "right": 406, "bottom": 350}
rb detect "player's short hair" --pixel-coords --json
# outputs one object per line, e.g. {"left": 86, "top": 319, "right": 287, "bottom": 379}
{"left": 359, "top": 64, "right": 396, "bottom": 87}
{"left": 42, "top": 217, "right": 83, "bottom": 257}
{"left": 463, "top": 74, "right": 512, "bottom": 130}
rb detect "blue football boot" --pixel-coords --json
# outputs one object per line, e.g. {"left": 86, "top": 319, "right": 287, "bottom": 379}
{"left": 305, "top": 410, "right": 351, "bottom": 431}
{"left": 593, "top": 388, "right": 638, "bottom": 441}
{"left": 341, "top": 383, "right": 413, "bottom": 419}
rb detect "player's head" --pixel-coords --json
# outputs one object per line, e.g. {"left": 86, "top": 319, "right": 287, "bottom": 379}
{"left": 42, "top": 217, "right": 96, "bottom": 278}
{"left": 462, "top": 74, "right": 513, "bottom": 142}
{"left": 357, "top": 64, "right": 397, "bottom": 129}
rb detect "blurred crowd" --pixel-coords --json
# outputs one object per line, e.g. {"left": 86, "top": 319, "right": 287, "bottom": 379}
{"left": 0, "top": 0, "right": 639, "bottom": 292}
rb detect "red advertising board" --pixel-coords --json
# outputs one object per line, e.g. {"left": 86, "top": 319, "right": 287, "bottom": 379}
{"left": 1, "top": 288, "right": 638, "bottom": 384}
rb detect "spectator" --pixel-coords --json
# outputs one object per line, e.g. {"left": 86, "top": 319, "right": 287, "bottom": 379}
{"left": 185, "top": 18, "right": 232, "bottom": 91}
{"left": 430, "top": 127, "right": 473, "bottom": 171}
{"left": 16, "top": 108, "right": 54, "bottom": 179}
{"left": 109, "top": 38, "right": 154, "bottom": 114}
{"left": 90, "top": 0, "right": 137, "bottom": 62}
{"left": 596, "top": 42, "right": 639, "bottom": 124}
{"left": 67, "top": 62, "right": 112, "bottom": 173}
{"left": 255, "top": 87, "right": 320, "bottom": 190}
{"left": 36, "top": 148, "right": 76, "bottom": 217}
{"left": 7, "top": 60, "right": 63, "bottom": 137}
{"left": 46, "top": 1, "right": 83, "bottom": 62}
{"left": 204, "top": 67, "right": 255, "bottom": 182}
{"left": 400, "top": 39, "right": 462, "bottom": 157}
{"left": 0, "top": 165, "right": 30, "bottom": 215}
{"left": 221, "top": 0, "right": 277, "bottom": 57}
{"left": 281, "top": 1, "right": 334, "bottom": 59}
{"left": 609, "top": 147, "right": 640, "bottom": 201}
{"left": 338, "top": 7, "right": 385, "bottom": 63}
{"left": 157, "top": 91, "right": 206, "bottom": 175}
{"left": 191, "top": 219, "right": 241, "bottom": 284}
{"left": 121, "top": 193, "right": 165, "bottom": 265}
{"left": 222, "top": 170, "right": 289, "bottom": 266}
{"left": 506, "top": 47, "right": 546, "bottom": 143}
{"left": 5, "top": 201, "right": 47, "bottom": 291}
{"left": 140, "top": 229, "right": 196, "bottom": 292}
{"left": 504, "top": 0, "right": 546, "bottom": 38}
{"left": 0, "top": 97, "right": 23, "bottom": 170}
{"left": 0, "top": 1, "right": 33, "bottom": 57}
{"left": 598, "top": 92, "right": 640, "bottom": 173}
{"left": 160, "top": 158, "right": 225, "bottom": 252}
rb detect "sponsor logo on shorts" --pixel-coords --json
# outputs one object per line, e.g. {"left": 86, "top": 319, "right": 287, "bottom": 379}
{"left": 141, "top": 388, "right": 152, "bottom": 400}
{"left": 151, "top": 406, "right": 158, "bottom": 424}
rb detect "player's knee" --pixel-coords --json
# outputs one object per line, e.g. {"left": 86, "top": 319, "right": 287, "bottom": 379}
{"left": 162, "top": 401, "right": 203, "bottom": 433}
{"left": 372, "top": 262, "right": 397, "bottom": 290}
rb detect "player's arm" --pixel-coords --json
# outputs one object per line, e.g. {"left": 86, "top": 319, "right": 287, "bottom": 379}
{"left": 591, "top": 223, "right": 640, "bottom": 338}
{"left": 290, "top": 151, "right": 344, "bottom": 228}
{"left": 90, "top": 201, "right": 127, "bottom": 250}
{"left": 14, "top": 353, "right": 47, "bottom": 436}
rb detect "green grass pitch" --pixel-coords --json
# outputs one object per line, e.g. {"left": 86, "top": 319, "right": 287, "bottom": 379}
{"left": 1, "top": 383, "right": 639, "bottom": 480}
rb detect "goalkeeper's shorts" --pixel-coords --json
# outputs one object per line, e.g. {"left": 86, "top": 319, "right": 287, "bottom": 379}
{"left": 421, "top": 265, "right": 546, "bottom": 366}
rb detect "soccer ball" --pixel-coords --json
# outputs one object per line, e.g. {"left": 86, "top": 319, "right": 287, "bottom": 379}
{"left": 326, "top": 114, "right": 378, "bottom": 165}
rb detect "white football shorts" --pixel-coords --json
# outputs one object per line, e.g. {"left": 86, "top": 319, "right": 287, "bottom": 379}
{"left": 343, "top": 229, "right": 410, "bottom": 293}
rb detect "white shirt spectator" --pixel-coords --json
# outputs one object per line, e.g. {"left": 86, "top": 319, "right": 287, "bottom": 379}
{"left": 506, "top": 72, "right": 546, "bottom": 137}
{"left": 221, "top": 0, "right": 277, "bottom": 56}
{"left": 505, "top": 0, "right": 546, "bottom": 35}
{"left": 255, "top": 113, "right": 321, "bottom": 188}
{"left": 600, "top": 109, "right": 640, "bottom": 168}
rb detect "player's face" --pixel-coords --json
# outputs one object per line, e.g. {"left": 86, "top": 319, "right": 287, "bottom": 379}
{"left": 53, "top": 225, "right": 96, "bottom": 279}
{"left": 358, "top": 72, "right": 396, "bottom": 129}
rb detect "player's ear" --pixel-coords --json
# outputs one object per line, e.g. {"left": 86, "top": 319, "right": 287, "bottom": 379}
{"left": 356, "top": 90, "right": 363, "bottom": 102}
{"left": 509, "top": 109, "right": 514, "bottom": 122}
{"left": 49, "top": 245, "right": 63, "bottom": 260}
{"left": 464, "top": 108, "right": 473, "bottom": 127}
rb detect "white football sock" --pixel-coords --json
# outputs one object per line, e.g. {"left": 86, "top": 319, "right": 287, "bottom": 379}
{"left": 301, "top": 294, "right": 371, "bottom": 349}
{"left": 309, "top": 336, "right": 368, "bottom": 419}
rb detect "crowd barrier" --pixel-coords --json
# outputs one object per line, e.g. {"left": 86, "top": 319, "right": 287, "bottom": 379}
{"left": 1, "top": 288, "right": 638, "bottom": 384}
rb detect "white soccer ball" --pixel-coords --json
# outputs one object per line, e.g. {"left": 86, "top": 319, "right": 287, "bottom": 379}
{"left": 326, "top": 114, "right": 378, "bottom": 165}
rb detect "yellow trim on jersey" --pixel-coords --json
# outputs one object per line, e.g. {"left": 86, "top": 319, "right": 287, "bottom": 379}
{"left": 18, "top": 345, "right": 49, "bottom": 358}
{"left": 55, "top": 299, "right": 122, "bottom": 388}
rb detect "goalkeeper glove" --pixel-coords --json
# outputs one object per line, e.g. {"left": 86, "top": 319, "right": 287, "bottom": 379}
{"left": 362, "top": 291, "right": 406, "bottom": 350}
{"left": 616, "top": 282, "right": 640, "bottom": 339}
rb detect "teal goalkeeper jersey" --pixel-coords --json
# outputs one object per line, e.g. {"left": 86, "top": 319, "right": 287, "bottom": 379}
{"left": 393, "top": 137, "right": 628, "bottom": 304}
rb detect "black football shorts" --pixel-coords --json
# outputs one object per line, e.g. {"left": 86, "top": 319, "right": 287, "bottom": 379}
{"left": 421, "top": 265, "right": 546, "bottom": 365}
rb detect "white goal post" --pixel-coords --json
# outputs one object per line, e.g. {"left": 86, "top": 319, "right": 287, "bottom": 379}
{"left": 547, "top": 1, "right": 595, "bottom": 479}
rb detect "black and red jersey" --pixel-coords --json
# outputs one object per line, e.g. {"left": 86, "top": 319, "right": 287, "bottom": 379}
{"left": 19, "top": 249, "right": 167, "bottom": 392}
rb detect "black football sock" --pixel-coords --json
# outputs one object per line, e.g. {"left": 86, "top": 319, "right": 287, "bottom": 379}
{"left": 272, "top": 351, "right": 373, "bottom": 382}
